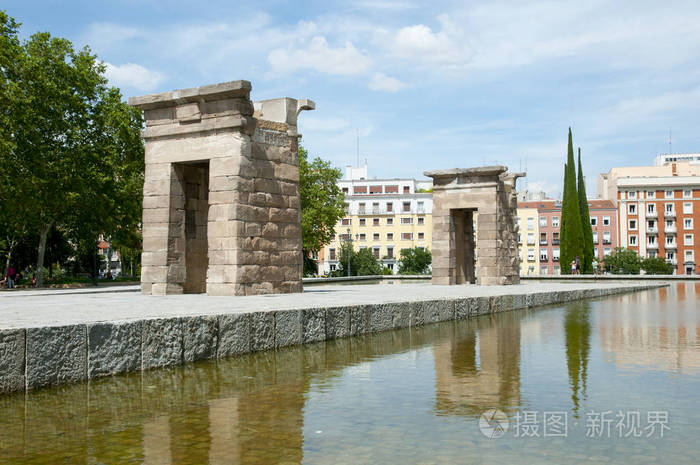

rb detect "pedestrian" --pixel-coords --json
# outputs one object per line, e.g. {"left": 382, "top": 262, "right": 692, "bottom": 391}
{"left": 575, "top": 256, "right": 581, "bottom": 275}
{"left": 570, "top": 260, "right": 577, "bottom": 275}
{"left": 592, "top": 258, "right": 599, "bottom": 275}
{"left": 7, "top": 265, "right": 15, "bottom": 289}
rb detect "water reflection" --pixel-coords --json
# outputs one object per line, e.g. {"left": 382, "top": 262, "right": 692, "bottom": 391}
{"left": 434, "top": 312, "right": 521, "bottom": 417}
{"left": 564, "top": 302, "right": 591, "bottom": 415}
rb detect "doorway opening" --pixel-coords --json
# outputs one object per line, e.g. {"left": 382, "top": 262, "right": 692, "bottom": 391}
{"left": 452, "top": 209, "right": 476, "bottom": 284}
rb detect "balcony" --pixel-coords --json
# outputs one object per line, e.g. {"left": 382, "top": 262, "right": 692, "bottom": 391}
{"left": 647, "top": 242, "right": 658, "bottom": 249}
{"left": 664, "top": 209, "right": 676, "bottom": 218}
{"left": 603, "top": 239, "right": 611, "bottom": 245}
{"left": 539, "top": 256, "right": 549, "bottom": 262}
{"left": 665, "top": 242, "right": 677, "bottom": 249}
{"left": 646, "top": 225, "right": 658, "bottom": 234}
{"left": 646, "top": 210, "right": 658, "bottom": 218}
{"left": 666, "top": 259, "right": 677, "bottom": 266}
{"left": 552, "top": 257, "right": 560, "bottom": 262}
{"left": 665, "top": 226, "right": 677, "bottom": 234}
{"left": 539, "top": 240, "right": 548, "bottom": 245}
{"left": 552, "top": 239, "right": 560, "bottom": 245}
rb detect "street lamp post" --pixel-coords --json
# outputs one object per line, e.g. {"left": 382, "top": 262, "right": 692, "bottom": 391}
{"left": 346, "top": 227, "right": 352, "bottom": 277}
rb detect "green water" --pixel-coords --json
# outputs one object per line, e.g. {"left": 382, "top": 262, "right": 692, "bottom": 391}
{"left": 2, "top": 283, "right": 699, "bottom": 464}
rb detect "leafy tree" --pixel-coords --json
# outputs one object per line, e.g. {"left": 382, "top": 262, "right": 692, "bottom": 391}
{"left": 560, "top": 128, "right": 584, "bottom": 273}
{"left": 604, "top": 247, "right": 641, "bottom": 275}
{"left": 577, "top": 148, "right": 594, "bottom": 273}
{"left": 641, "top": 256, "right": 674, "bottom": 275}
{"left": 1, "top": 12, "right": 144, "bottom": 286}
{"left": 332, "top": 243, "right": 385, "bottom": 276}
{"left": 355, "top": 248, "right": 383, "bottom": 276}
{"left": 299, "top": 145, "right": 345, "bottom": 275}
{"left": 398, "top": 247, "right": 432, "bottom": 275}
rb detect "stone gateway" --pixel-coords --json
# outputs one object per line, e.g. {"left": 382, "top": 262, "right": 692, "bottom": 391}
{"left": 425, "top": 166, "right": 524, "bottom": 286}
{"left": 130, "top": 81, "right": 314, "bottom": 296}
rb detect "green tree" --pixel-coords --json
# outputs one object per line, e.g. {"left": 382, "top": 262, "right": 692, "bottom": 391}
{"left": 604, "top": 247, "right": 641, "bottom": 274}
{"left": 577, "top": 148, "right": 594, "bottom": 273}
{"left": 397, "top": 247, "right": 432, "bottom": 275}
{"left": 641, "top": 256, "right": 674, "bottom": 275}
{"left": 355, "top": 248, "right": 383, "bottom": 275}
{"left": 1, "top": 13, "right": 144, "bottom": 286}
{"left": 560, "top": 128, "right": 584, "bottom": 273}
{"left": 299, "top": 146, "right": 345, "bottom": 275}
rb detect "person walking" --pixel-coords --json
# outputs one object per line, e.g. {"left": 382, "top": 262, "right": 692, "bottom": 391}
{"left": 570, "top": 260, "right": 577, "bottom": 275}
{"left": 7, "top": 265, "right": 15, "bottom": 289}
{"left": 575, "top": 256, "right": 581, "bottom": 275}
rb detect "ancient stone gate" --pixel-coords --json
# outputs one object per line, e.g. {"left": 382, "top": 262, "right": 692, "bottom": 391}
{"left": 130, "top": 81, "right": 314, "bottom": 296}
{"left": 425, "top": 167, "right": 523, "bottom": 286}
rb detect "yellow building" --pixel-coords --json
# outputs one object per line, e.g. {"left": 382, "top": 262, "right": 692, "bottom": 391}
{"left": 516, "top": 205, "right": 539, "bottom": 276}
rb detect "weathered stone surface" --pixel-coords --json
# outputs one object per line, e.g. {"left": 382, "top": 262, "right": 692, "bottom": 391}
{"left": 26, "top": 325, "right": 87, "bottom": 389}
{"left": 424, "top": 300, "right": 453, "bottom": 323}
{"left": 0, "top": 329, "right": 25, "bottom": 393}
{"left": 183, "top": 316, "right": 218, "bottom": 362}
{"left": 250, "top": 311, "right": 274, "bottom": 351}
{"left": 325, "top": 306, "right": 350, "bottom": 339}
{"left": 392, "top": 304, "right": 412, "bottom": 329}
{"left": 217, "top": 313, "right": 250, "bottom": 357}
{"left": 274, "top": 310, "right": 301, "bottom": 347}
{"left": 142, "top": 318, "right": 183, "bottom": 369}
{"left": 410, "top": 301, "right": 426, "bottom": 326}
{"left": 302, "top": 308, "right": 326, "bottom": 343}
{"left": 370, "top": 304, "right": 394, "bottom": 332}
{"left": 88, "top": 321, "right": 141, "bottom": 377}
{"left": 349, "top": 305, "right": 369, "bottom": 335}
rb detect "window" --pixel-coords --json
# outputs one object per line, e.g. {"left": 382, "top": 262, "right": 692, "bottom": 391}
{"left": 403, "top": 186, "right": 410, "bottom": 194}
{"left": 552, "top": 231, "right": 560, "bottom": 244}
{"left": 341, "top": 218, "right": 351, "bottom": 226}
{"left": 629, "top": 235, "right": 637, "bottom": 246}
{"left": 685, "top": 218, "right": 693, "bottom": 229}
{"left": 339, "top": 233, "right": 351, "bottom": 241}
{"left": 629, "top": 219, "right": 637, "bottom": 230}
{"left": 400, "top": 217, "right": 413, "bottom": 225}
{"left": 603, "top": 216, "right": 610, "bottom": 226}
{"left": 647, "top": 204, "right": 656, "bottom": 214}
{"left": 647, "top": 191, "right": 655, "bottom": 199}
{"left": 647, "top": 236, "right": 656, "bottom": 245}
{"left": 648, "top": 251, "right": 656, "bottom": 258}
{"left": 342, "top": 187, "right": 348, "bottom": 194}
{"left": 665, "top": 190, "right": 674, "bottom": 199}
{"left": 373, "top": 218, "right": 380, "bottom": 226}
{"left": 385, "top": 185, "right": 398, "bottom": 193}
{"left": 590, "top": 217, "right": 597, "bottom": 226}
{"left": 684, "top": 234, "right": 694, "bottom": 246}
{"left": 593, "top": 232, "right": 598, "bottom": 244}
{"left": 354, "top": 186, "right": 367, "bottom": 194}
{"left": 330, "top": 264, "right": 336, "bottom": 271}
{"left": 629, "top": 191, "right": 636, "bottom": 199}
{"left": 402, "top": 201, "right": 411, "bottom": 212}
{"left": 386, "top": 247, "right": 394, "bottom": 259}
{"left": 373, "top": 233, "right": 380, "bottom": 240}
{"left": 685, "top": 250, "right": 694, "bottom": 261}
{"left": 628, "top": 204, "right": 636, "bottom": 214}
{"left": 401, "top": 232, "right": 413, "bottom": 240}
{"left": 527, "top": 249, "right": 535, "bottom": 261}
{"left": 553, "top": 265, "right": 560, "bottom": 275}
{"left": 358, "top": 202, "right": 366, "bottom": 213}
{"left": 665, "top": 203, "right": 674, "bottom": 214}
{"left": 517, "top": 233, "right": 522, "bottom": 244}
{"left": 372, "top": 202, "right": 380, "bottom": 212}
{"left": 359, "top": 233, "right": 366, "bottom": 241}
{"left": 329, "top": 248, "right": 336, "bottom": 260}
{"left": 386, "top": 218, "right": 393, "bottom": 226}
{"left": 417, "top": 217, "right": 425, "bottom": 225}
{"left": 552, "top": 216, "right": 560, "bottom": 227}
{"left": 539, "top": 217, "right": 547, "bottom": 227}
{"left": 418, "top": 232, "right": 425, "bottom": 240}
{"left": 553, "top": 248, "right": 560, "bottom": 261}
{"left": 648, "top": 220, "right": 656, "bottom": 231}
{"left": 540, "top": 232, "right": 547, "bottom": 244}
{"left": 666, "top": 219, "right": 674, "bottom": 228}
{"left": 666, "top": 251, "right": 675, "bottom": 261}
{"left": 386, "top": 202, "right": 393, "bottom": 212}
{"left": 540, "top": 266, "right": 549, "bottom": 275}
{"left": 683, "top": 202, "right": 692, "bottom": 214}
{"left": 387, "top": 233, "right": 394, "bottom": 241}
{"left": 683, "top": 189, "right": 692, "bottom": 198}
{"left": 540, "top": 250, "right": 548, "bottom": 261}
{"left": 527, "top": 218, "right": 534, "bottom": 230}
{"left": 603, "top": 231, "right": 611, "bottom": 244}
{"left": 387, "top": 263, "right": 394, "bottom": 271}
{"left": 527, "top": 233, "right": 535, "bottom": 245}
{"left": 666, "top": 235, "right": 675, "bottom": 245}
{"left": 517, "top": 218, "right": 522, "bottom": 229}
{"left": 359, "top": 218, "right": 366, "bottom": 226}
{"left": 372, "top": 247, "right": 380, "bottom": 258}
{"left": 417, "top": 201, "right": 425, "bottom": 213}
{"left": 369, "top": 185, "right": 382, "bottom": 194}
{"left": 604, "top": 248, "right": 611, "bottom": 256}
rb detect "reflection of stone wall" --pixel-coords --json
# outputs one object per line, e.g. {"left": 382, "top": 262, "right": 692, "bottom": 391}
{"left": 130, "top": 81, "right": 314, "bottom": 296}
{"left": 434, "top": 312, "right": 521, "bottom": 417}
{"left": 425, "top": 166, "right": 522, "bottom": 285}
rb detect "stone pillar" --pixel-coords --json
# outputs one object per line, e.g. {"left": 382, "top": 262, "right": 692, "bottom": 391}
{"left": 130, "top": 81, "right": 314, "bottom": 296}
{"left": 425, "top": 166, "right": 524, "bottom": 286}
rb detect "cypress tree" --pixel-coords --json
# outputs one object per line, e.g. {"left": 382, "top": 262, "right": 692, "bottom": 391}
{"left": 560, "top": 128, "right": 584, "bottom": 274}
{"left": 577, "top": 148, "right": 594, "bottom": 273}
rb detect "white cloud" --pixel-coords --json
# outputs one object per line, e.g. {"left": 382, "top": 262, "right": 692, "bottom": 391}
{"left": 267, "top": 36, "right": 371, "bottom": 76}
{"left": 368, "top": 72, "right": 407, "bottom": 92}
{"left": 104, "top": 62, "right": 165, "bottom": 91}
{"left": 390, "top": 17, "right": 474, "bottom": 69}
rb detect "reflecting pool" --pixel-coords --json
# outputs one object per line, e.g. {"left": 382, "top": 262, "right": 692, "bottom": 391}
{"left": 1, "top": 282, "right": 699, "bottom": 464}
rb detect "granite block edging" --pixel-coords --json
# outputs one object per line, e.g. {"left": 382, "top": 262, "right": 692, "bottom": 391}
{"left": 0, "top": 283, "right": 665, "bottom": 394}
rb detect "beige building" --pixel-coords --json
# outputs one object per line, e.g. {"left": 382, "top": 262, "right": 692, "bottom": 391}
{"left": 516, "top": 205, "right": 539, "bottom": 276}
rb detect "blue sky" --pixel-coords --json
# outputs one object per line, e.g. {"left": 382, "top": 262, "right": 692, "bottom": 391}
{"left": 5, "top": 0, "right": 700, "bottom": 197}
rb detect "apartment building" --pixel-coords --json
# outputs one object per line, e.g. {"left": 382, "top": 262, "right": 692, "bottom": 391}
{"left": 516, "top": 206, "right": 539, "bottom": 275}
{"left": 318, "top": 165, "right": 433, "bottom": 275}
{"left": 519, "top": 199, "right": 618, "bottom": 275}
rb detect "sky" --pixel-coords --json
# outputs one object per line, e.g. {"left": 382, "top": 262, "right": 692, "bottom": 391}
{"left": 5, "top": 0, "right": 700, "bottom": 197}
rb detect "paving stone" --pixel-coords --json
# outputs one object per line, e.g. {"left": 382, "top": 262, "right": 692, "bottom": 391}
{"left": 183, "top": 315, "right": 218, "bottom": 362}
{"left": 0, "top": 329, "right": 25, "bottom": 393}
{"left": 250, "top": 311, "right": 275, "bottom": 351}
{"left": 26, "top": 325, "right": 87, "bottom": 389}
{"left": 302, "top": 308, "right": 326, "bottom": 343}
{"left": 142, "top": 318, "right": 183, "bottom": 369}
{"left": 217, "top": 313, "right": 250, "bottom": 357}
{"left": 88, "top": 321, "right": 141, "bottom": 377}
{"left": 275, "top": 310, "right": 301, "bottom": 347}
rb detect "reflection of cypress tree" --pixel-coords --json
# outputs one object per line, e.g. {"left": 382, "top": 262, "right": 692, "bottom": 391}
{"left": 564, "top": 301, "right": 591, "bottom": 416}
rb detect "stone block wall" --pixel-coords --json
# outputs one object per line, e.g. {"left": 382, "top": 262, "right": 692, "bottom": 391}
{"left": 131, "top": 81, "right": 314, "bottom": 296}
